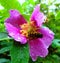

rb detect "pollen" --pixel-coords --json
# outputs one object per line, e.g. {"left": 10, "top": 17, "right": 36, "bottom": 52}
{"left": 20, "top": 21, "right": 40, "bottom": 39}
{"left": 20, "top": 23, "right": 29, "bottom": 30}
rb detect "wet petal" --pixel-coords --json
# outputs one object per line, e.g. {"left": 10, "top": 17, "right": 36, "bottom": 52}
{"left": 29, "top": 38, "right": 48, "bottom": 61}
{"left": 39, "top": 26, "right": 54, "bottom": 48}
{"left": 30, "top": 4, "right": 45, "bottom": 26}
{"left": 5, "top": 23, "right": 27, "bottom": 44}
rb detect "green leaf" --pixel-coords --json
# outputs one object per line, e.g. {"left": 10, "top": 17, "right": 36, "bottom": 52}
{"left": 0, "top": 0, "right": 23, "bottom": 13}
{"left": 0, "top": 32, "right": 12, "bottom": 41}
{"left": 10, "top": 42, "right": 29, "bottom": 63}
{"left": 0, "top": 58, "right": 10, "bottom": 63}
{"left": 23, "top": 14, "right": 30, "bottom": 21}
{"left": 0, "top": 46, "right": 11, "bottom": 54}
{"left": 55, "top": 11, "right": 60, "bottom": 20}
{"left": 52, "top": 39, "right": 60, "bottom": 48}
{"left": 29, "top": 54, "right": 60, "bottom": 63}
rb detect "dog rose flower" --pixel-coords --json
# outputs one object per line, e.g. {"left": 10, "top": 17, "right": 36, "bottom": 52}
{"left": 5, "top": 4, "right": 54, "bottom": 61}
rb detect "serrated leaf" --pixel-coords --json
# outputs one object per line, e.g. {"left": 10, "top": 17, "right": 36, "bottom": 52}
{"left": 10, "top": 42, "right": 29, "bottom": 63}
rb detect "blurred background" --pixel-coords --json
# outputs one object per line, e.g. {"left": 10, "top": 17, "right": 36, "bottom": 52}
{"left": 0, "top": 0, "right": 60, "bottom": 63}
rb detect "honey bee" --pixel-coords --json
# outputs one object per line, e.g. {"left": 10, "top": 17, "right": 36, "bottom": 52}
{"left": 28, "top": 32, "right": 43, "bottom": 39}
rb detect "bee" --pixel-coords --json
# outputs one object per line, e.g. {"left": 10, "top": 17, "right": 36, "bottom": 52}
{"left": 28, "top": 32, "right": 43, "bottom": 39}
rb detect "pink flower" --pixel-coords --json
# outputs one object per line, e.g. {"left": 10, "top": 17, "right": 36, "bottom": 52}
{"left": 5, "top": 4, "right": 54, "bottom": 61}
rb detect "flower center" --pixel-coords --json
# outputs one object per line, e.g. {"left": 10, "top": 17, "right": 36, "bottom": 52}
{"left": 20, "top": 21, "right": 43, "bottom": 40}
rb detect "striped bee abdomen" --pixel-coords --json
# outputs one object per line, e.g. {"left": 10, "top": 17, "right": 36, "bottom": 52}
{"left": 28, "top": 32, "right": 43, "bottom": 39}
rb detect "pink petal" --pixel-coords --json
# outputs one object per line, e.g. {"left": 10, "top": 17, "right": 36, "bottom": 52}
{"left": 6, "top": 10, "right": 27, "bottom": 27}
{"left": 5, "top": 23, "right": 27, "bottom": 44}
{"left": 4, "top": 10, "right": 27, "bottom": 44}
{"left": 39, "top": 26, "right": 54, "bottom": 48}
{"left": 30, "top": 4, "right": 45, "bottom": 26}
{"left": 29, "top": 38, "right": 48, "bottom": 61}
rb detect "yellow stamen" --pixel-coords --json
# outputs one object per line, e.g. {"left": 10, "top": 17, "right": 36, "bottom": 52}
{"left": 20, "top": 21, "right": 40, "bottom": 39}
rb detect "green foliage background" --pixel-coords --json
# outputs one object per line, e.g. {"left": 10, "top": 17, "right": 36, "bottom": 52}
{"left": 0, "top": 0, "right": 60, "bottom": 63}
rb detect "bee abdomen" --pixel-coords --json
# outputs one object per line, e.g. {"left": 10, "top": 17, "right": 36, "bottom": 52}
{"left": 28, "top": 32, "right": 43, "bottom": 39}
